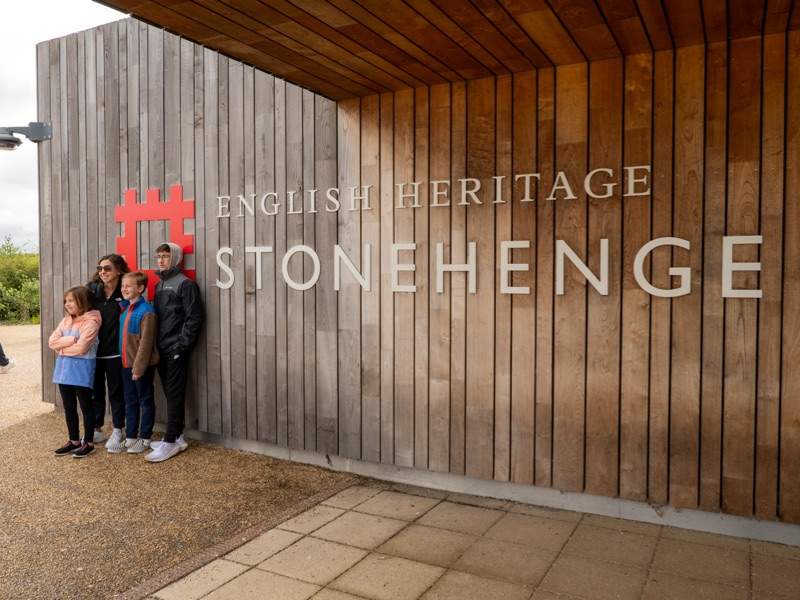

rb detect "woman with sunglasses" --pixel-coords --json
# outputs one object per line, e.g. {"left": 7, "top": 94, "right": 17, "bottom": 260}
{"left": 87, "top": 254, "right": 130, "bottom": 451}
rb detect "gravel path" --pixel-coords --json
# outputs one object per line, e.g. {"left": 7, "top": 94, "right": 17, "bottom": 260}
{"left": 0, "top": 324, "right": 52, "bottom": 429}
{"left": 0, "top": 324, "right": 354, "bottom": 599}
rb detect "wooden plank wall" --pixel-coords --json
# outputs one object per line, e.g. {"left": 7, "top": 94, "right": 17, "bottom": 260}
{"left": 37, "top": 19, "right": 800, "bottom": 524}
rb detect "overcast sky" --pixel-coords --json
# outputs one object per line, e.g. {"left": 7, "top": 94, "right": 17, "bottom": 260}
{"left": 0, "top": 1, "right": 124, "bottom": 250}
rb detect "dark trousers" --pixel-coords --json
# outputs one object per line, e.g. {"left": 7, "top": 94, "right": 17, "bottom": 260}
{"left": 0, "top": 342, "right": 8, "bottom": 366}
{"left": 93, "top": 357, "right": 124, "bottom": 429}
{"left": 157, "top": 352, "right": 190, "bottom": 443}
{"left": 58, "top": 384, "right": 94, "bottom": 443}
{"left": 122, "top": 367, "right": 155, "bottom": 439}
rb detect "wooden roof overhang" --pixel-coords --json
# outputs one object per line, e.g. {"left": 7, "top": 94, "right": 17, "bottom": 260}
{"left": 96, "top": 0, "right": 799, "bottom": 99}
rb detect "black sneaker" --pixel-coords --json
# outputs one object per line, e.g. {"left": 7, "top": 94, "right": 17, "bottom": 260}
{"left": 54, "top": 441, "right": 81, "bottom": 456}
{"left": 72, "top": 444, "right": 96, "bottom": 459}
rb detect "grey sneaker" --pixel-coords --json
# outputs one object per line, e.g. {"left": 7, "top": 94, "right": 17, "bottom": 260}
{"left": 126, "top": 438, "right": 151, "bottom": 454}
{"left": 150, "top": 435, "right": 189, "bottom": 453}
{"left": 92, "top": 430, "right": 106, "bottom": 444}
{"left": 0, "top": 358, "right": 16, "bottom": 374}
{"left": 106, "top": 428, "right": 125, "bottom": 454}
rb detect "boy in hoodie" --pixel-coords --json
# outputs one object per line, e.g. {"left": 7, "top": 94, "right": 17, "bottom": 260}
{"left": 147, "top": 242, "right": 203, "bottom": 463}
{"left": 118, "top": 271, "right": 160, "bottom": 455}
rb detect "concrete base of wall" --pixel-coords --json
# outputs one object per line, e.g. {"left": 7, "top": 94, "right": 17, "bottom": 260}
{"left": 182, "top": 426, "right": 800, "bottom": 547}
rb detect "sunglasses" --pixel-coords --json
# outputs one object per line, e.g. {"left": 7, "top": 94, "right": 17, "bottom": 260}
{"left": 96, "top": 265, "right": 114, "bottom": 272}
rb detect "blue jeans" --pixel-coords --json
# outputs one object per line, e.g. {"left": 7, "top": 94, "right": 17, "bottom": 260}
{"left": 122, "top": 367, "right": 155, "bottom": 439}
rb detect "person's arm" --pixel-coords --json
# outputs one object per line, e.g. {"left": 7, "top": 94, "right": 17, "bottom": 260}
{"left": 175, "top": 280, "right": 203, "bottom": 354}
{"left": 48, "top": 318, "right": 74, "bottom": 350}
{"left": 60, "top": 318, "right": 100, "bottom": 356}
{"left": 133, "top": 312, "right": 157, "bottom": 379}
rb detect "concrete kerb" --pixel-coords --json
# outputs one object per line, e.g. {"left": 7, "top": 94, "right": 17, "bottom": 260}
{"left": 112, "top": 476, "right": 366, "bottom": 600}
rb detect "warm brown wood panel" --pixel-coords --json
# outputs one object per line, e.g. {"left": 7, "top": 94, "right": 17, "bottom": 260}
{"left": 38, "top": 17, "right": 800, "bottom": 526}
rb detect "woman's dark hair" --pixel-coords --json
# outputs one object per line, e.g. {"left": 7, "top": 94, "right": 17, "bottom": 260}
{"left": 89, "top": 253, "right": 130, "bottom": 285}
{"left": 64, "top": 286, "right": 91, "bottom": 316}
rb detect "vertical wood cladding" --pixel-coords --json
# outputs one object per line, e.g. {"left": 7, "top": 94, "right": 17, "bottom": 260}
{"left": 37, "top": 19, "right": 800, "bottom": 523}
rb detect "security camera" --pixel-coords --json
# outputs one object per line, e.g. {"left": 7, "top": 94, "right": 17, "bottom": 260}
{"left": 0, "top": 122, "right": 52, "bottom": 151}
{"left": 0, "top": 133, "right": 22, "bottom": 151}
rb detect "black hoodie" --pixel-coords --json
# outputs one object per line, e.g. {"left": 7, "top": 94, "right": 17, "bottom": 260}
{"left": 154, "top": 242, "right": 204, "bottom": 355}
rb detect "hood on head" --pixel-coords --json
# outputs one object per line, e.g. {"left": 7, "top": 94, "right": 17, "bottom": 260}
{"left": 164, "top": 242, "right": 183, "bottom": 270}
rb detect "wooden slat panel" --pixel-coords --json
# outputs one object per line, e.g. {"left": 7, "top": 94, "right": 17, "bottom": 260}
{"left": 699, "top": 41, "right": 726, "bottom": 512}
{"left": 662, "top": 0, "right": 705, "bottom": 47}
{"left": 37, "top": 41, "right": 54, "bottom": 404}
{"left": 86, "top": 30, "right": 99, "bottom": 289}
{"left": 500, "top": 0, "right": 585, "bottom": 65}
{"left": 722, "top": 36, "right": 761, "bottom": 517}
{"left": 494, "top": 74, "right": 513, "bottom": 482}
{"left": 286, "top": 82, "right": 306, "bottom": 449}
{"left": 66, "top": 35, "right": 80, "bottom": 289}
{"left": 764, "top": 0, "right": 793, "bottom": 33}
{"left": 619, "top": 53, "right": 652, "bottom": 501}
{"left": 449, "top": 81, "right": 467, "bottom": 475}
{"left": 670, "top": 44, "right": 704, "bottom": 509}
{"left": 465, "top": 76, "right": 495, "bottom": 481}
{"left": 597, "top": 0, "right": 651, "bottom": 54}
{"left": 414, "top": 87, "right": 430, "bottom": 470}
{"left": 585, "top": 58, "right": 623, "bottom": 498}
{"left": 303, "top": 89, "right": 318, "bottom": 451}
{"left": 315, "top": 94, "right": 339, "bottom": 454}
{"left": 552, "top": 63, "right": 588, "bottom": 493}
{"left": 337, "top": 96, "right": 362, "bottom": 459}
{"left": 274, "top": 78, "right": 288, "bottom": 446}
{"left": 218, "top": 54, "right": 232, "bottom": 437}
{"left": 702, "top": 0, "right": 727, "bottom": 42}
{"left": 393, "top": 88, "right": 415, "bottom": 467}
{"left": 729, "top": 0, "right": 766, "bottom": 39}
{"left": 147, "top": 26, "right": 164, "bottom": 259}
{"left": 203, "top": 47, "right": 223, "bottom": 435}
{"left": 780, "top": 29, "right": 800, "bottom": 522}
{"left": 549, "top": 0, "right": 621, "bottom": 59}
{"left": 428, "top": 82, "right": 451, "bottom": 473}
{"left": 361, "top": 94, "right": 380, "bottom": 462}
{"left": 469, "top": 0, "right": 552, "bottom": 67}
{"left": 255, "top": 69, "right": 277, "bottom": 442}
{"left": 755, "top": 33, "right": 785, "bottom": 520}
{"left": 510, "top": 71, "right": 536, "bottom": 485}
{"left": 137, "top": 22, "right": 149, "bottom": 269}
{"left": 243, "top": 65, "right": 257, "bottom": 440}
{"left": 379, "top": 92, "right": 395, "bottom": 463}
{"left": 535, "top": 67, "right": 555, "bottom": 487}
{"left": 77, "top": 33, "right": 88, "bottom": 286}
{"left": 648, "top": 49, "right": 673, "bottom": 505}
{"left": 636, "top": 0, "right": 673, "bottom": 50}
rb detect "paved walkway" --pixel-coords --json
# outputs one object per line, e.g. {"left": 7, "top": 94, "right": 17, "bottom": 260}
{"left": 147, "top": 483, "right": 799, "bottom": 600}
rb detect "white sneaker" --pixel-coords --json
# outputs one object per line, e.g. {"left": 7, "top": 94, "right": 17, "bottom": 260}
{"left": 150, "top": 435, "right": 189, "bottom": 453}
{"left": 0, "top": 358, "right": 15, "bottom": 374}
{"left": 126, "top": 438, "right": 151, "bottom": 454}
{"left": 145, "top": 441, "right": 181, "bottom": 463}
{"left": 93, "top": 430, "right": 106, "bottom": 444}
{"left": 106, "top": 429, "right": 125, "bottom": 454}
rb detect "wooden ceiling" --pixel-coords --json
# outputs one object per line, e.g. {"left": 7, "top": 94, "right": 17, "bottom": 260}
{"left": 98, "top": 0, "right": 798, "bottom": 99}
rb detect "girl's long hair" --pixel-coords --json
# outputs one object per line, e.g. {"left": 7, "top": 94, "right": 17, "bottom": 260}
{"left": 64, "top": 286, "right": 91, "bottom": 316}
{"left": 89, "top": 253, "right": 130, "bottom": 285}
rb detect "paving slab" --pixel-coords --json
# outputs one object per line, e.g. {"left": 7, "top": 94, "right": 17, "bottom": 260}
{"left": 154, "top": 559, "right": 248, "bottom": 600}
{"left": 417, "top": 501, "right": 504, "bottom": 536}
{"left": 452, "top": 538, "right": 552, "bottom": 586}
{"left": 651, "top": 538, "right": 750, "bottom": 587}
{"left": 445, "top": 492, "right": 510, "bottom": 511}
{"left": 483, "top": 512, "right": 577, "bottom": 555}
{"left": 420, "top": 570, "right": 531, "bottom": 600}
{"left": 642, "top": 573, "right": 749, "bottom": 600}
{"left": 311, "top": 590, "right": 367, "bottom": 600}
{"left": 258, "top": 537, "right": 368, "bottom": 585}
{"left": 507, "top": 502, "right": 583, "bottom": 523}
{"left": 660, "top": 526, "right": 750, "bottom": 551}
{"left": 203, "top": 569, "right": 320, "bottom": 600}
{"left": 390, "top": 483, "right": 449, "bottom": 499}
{"left": 751, "top": 553, "right": 800, "bottom": 597}
{"left": 562, "top": 523, "right": 657, "bottom": 568}
{"left": 378, "top": 524, "right": 476, "bottom": 568}
{"left": 312, "top": 511, "right": 407, "bottom": 549}
{"left": 323, "top": 486, "right": 382, "bottom": 510}
{"left": 354, "top": 491, "right": 441, "bottom": 521}
{"left": 581, "top": 513, "right": 661, "bottom": 536}
{"left": 751, "top": 539, "right": 800, "bottom": 561}
{"left": 278, "top": 505, "right": 346, "bottom": 534}
{"left": 330, "top": 554, "right": 444, "bottom": 600}
{"left": 225, "top": 529, "right": 303, "bottom": 566}
{"left": 539, "top": 555, "right": 647, "bottom": 600}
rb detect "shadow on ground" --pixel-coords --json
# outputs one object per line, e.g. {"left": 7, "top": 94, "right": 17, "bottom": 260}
{"left": 0, "top": 412, "right": 352, "bottom": 600}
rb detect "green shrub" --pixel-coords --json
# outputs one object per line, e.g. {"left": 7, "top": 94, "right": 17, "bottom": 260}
{"left": 0, "top": 237, "right": 40, "bottom": 324}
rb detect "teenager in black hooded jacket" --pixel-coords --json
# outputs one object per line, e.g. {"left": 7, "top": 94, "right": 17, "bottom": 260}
{"left": 146, "top": 242, "right": 203, "bottom": 462}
